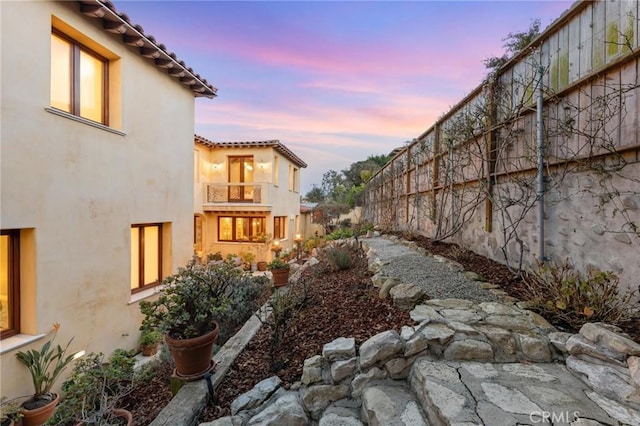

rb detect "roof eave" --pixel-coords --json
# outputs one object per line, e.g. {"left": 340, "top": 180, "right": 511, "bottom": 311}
{"left": 77, "top": 0, "right": 217, "bottom": 99}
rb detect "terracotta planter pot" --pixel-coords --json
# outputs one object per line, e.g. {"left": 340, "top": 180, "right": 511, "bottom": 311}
{"left": 257, "top": 261, "right": 267, "bottom": 272}
{"left": 164, "top": 323, "right": 219, "bottom": 379}
{"left": 110, "top": 408, "right": 133, "bottom": 425}
{"left": 21, "top": 393, "right": 59, "bottom": 426}
{"left": 141, "top": 342, "right": 159, "bottom": 357}
{"left": 271, "top": 268, "right": 290, "bottom": 287}
{"left": 75, "top": 408, "right": 133, "bottom": 426}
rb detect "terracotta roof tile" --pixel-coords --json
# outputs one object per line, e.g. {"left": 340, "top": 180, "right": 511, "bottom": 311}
{"left": 194, "top": 135, "right": 307, "bottom": 168}
{"left": 76, "top": 0, "right": 217, "bottom": 99}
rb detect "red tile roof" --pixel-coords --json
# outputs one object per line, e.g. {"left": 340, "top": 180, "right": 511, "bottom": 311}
{"left": 77, "top": 0, "right": 217, "bottom": 98}
{"left": 195, "top": 135, "right": 307, "bottom": 168}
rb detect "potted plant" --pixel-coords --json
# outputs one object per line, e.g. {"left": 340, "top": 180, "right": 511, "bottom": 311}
{"left": 0, "top": 397, "right": 23, "bottom": 426}
{"left": 138, "top": 329, "right": 162, "bottom": 357}
{"left": 139, "top": 258, "right": 235, "bottom": 379}
{"left": 15, "top": 323, "right": 77, "bottom": 426}
{"left": 267, "top": 257, "right": 291, "bottom": 287}
{"left": 50, "top": 350, "right": 135, "bottom": 425}
{"left": 239, "top": 249, "right": 256, "bottom": 271}
{"left": 255, "top": 234, "right": 272, "bottom": 271}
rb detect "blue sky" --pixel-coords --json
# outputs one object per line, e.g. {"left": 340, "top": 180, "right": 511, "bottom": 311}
{"left": 113, "top": 0, "right": 573, "bottom": 194}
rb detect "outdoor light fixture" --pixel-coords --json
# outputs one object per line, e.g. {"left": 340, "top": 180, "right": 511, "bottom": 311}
{"left": 294, "top": 233, "right": 303, "bottom": 261}
{"left": 271, "top": 239, "right": 282, "bottom": 258}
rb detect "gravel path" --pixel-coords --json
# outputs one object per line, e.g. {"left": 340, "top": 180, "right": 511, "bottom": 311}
{"left": 363, "top": 236, "right": 498, "bottom": 303}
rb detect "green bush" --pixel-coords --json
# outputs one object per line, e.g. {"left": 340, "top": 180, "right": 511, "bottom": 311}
{"left": 140, "top": 259, "right": 257, "bottom": 339}
{"left": 50, "top": 350, "right": 136, "bottom": 425}
{"left": 325, "top": 247, "right": 354, "bottom": 271}
{"left": 304, "top": 236, "right": 324, "bottom": 253}
{"left": 267, "top": 257, "right": 290, "bottom": 270}
{"left": 215, "top": 273, "right": 268, "bottom": 344}
{"left": 326, "top": 228, "right": 353, "bottom": 240}
{"left": 521, "top": 260, "right": 639, "bottom": 331}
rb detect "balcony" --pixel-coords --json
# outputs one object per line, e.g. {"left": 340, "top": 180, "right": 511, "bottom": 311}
{"left": 202, "top": 182, "right": 272, "bottom": 212}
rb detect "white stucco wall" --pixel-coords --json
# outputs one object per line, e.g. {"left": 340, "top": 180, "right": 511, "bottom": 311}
{"left": 1, "top": 1, "right": 199, "bottom": 398}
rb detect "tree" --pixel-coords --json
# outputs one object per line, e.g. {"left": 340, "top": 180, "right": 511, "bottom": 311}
{"left": 304, "top": 186, "right": 325, "bottom": 203}
{"left": 483, "top": 19, "right": 541, "bottom": 71}
{"left": 312, "top": 202, "right": 350, "bottom": 234}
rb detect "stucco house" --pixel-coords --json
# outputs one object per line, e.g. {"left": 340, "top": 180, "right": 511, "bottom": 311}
{"left": 0, "top": 0, "right": 216, "bottom": 398}
{"left": 194, "top": 136, "right": 307, "bottom": 263}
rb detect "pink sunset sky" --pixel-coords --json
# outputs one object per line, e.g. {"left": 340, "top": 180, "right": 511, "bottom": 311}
{"left": 113, "top": 0, "right": 573, "bottom": 194}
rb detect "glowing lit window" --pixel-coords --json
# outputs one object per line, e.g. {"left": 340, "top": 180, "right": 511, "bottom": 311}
{"left": 274, "top": 216, "right": 286, "bottom": 239}
{"left": 218, "top": 217, "right": 265, "bottom": 242}
{"left": 131, "top": 224, "right": 162, "bottom": 292}
{"left": 51, "top": 31, "right": 107, "bottom": 124}
{"left": 228, "top": 156, "right": 254, "bottom": 201}
{"left": 1, "top": 230, "right": 20, "bottom": 339}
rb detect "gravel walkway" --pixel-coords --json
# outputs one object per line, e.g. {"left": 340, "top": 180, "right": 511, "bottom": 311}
{"left": 363, "top": 236, "right": 498, "bottom": 303}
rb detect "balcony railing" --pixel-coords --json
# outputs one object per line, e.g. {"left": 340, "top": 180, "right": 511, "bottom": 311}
{"left": 204, "top": 182, "right": 268, "bottom": 204}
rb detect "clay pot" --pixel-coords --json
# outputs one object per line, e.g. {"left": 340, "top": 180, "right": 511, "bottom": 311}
{"left": 257, "top": 261, "right": 267, "bottom": 272}
{"left": 141, "top": 343, "right": 159, "bottom": 357}
{"left": 75, "top": 408, "right": 133, "bottom": 426}
{"left": 110, "top": 408, "right": 133, "bottom": 425}
{"left": 21, "top": 393, "right": 59, "bottom": 426}
{"left": 164, "top": 323, "right": 219, "bottom": 379}
{"left": 271, "top": 268, "right": 290, "bottom": 287}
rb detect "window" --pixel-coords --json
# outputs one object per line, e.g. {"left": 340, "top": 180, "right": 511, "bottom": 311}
{"left": 293, "top": 168, "right": 299, "bottom": 192}
{"left": 273, "top": 156, "right": 279, "bottom": 186}
{"left": 1, "top": 230, "right": 20, "bottom": 339}
{"left": 194, "top": 215, "right": 203, "bottom": 252}
{"left": 131, "top": 224, "right": 162, "bottom": 292}
{"left": 228, "top": 156, "right": 254, "bottom": 202}
{"left": 218, "top": 217, "right": 265, "bottom": 242}
{"left": 274, "top": 216, "right": 286, "bottom": 239}
{"left": 51, "top": 31, "right": 107, "bottom": 124}
{"left": 288, "top": 165, "right": 299, "bottom": 192}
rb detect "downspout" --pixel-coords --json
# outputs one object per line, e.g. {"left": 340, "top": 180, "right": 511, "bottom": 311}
{"left": 536, "top": 65, "right": 546, "bottom": 263}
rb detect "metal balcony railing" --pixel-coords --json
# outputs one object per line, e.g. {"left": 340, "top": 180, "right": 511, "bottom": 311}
{"left": 204, "top": 182, "right": 265, "bottom": 204}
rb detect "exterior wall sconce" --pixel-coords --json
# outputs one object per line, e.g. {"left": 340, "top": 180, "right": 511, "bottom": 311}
{"left": 271, "top": 239, "right": 282, "bottom": 258}
{"left": 211, "top": 162, "right": 223, "bottom": 173}
{"left": 294, "top": 233, "right": 303, "bottom": 260}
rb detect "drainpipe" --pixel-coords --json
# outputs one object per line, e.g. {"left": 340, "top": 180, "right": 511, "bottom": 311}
{"left": 536, "top": 65, "right": 546, "bottom": 263}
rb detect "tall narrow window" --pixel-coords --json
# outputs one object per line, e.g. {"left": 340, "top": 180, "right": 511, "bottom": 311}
{"left": 288, "top": 165, "right": 293, "bottom": 190}
{"left": 194, "top": 215, "right": 202, "bottom": 252}
{"left": 1, "top": 230, "right": 20, "bottom": 339}
{"left": 228, "top": 156, "right": 254, "bottom": 202}
{"left": 131, "top": 224, "right": 162, "bottom": 292}
{"left": 293, "top": 168, "right": 299, "bottom": 192}
{"left": 274, "top": 216, "right": 286, "bottom": 239}
{"left": 273, "top": 156, "right": 279, "bottom": 186}
{"left": 51, "top": 31, "right": 107, "bottom": 124}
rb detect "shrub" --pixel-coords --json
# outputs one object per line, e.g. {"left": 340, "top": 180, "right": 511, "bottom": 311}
{"left": 1, "top": 396, "right": 23, "bottom": 425}
{"left": 326, "top": 228, "right": 353, "bottom": 240}
{"left": 267, "top": 257, "right": 290, "bottom": 270}
{"left": 207, "top": 251, "right": 223, "bottom": 262}
{"left": 140, "top": 259, "right": 248, "bottom": 339}
{"left": 521, "top": 260, "right": 639, "bottom": 331}
{"left": 51, "top": 350, "right": 136, "bottom": 425}
{"left": 215, "top": 273, "right": 268, "bottom": 344}
{"left": 304, "top": 236, "right": 324, "bottom": 253}
{"left": 257, "top": 281, "right": 309, "bottom": 365}
{"left": 324, "top": 247, "right": 354, "bottom": 271}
